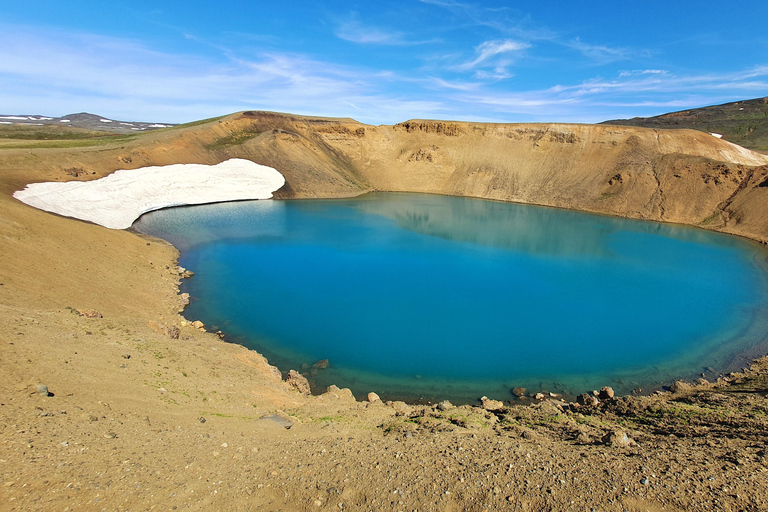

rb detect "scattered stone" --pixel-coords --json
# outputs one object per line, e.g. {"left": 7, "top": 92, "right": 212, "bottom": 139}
{"left": 122, "top": 354, "right": 131, "bottom": 359}
{"left": 157, "top": 387, "right": 167, "bottom": 394}
{"left": 577, "top": 393, "right": 599, "bottom": 407}
{"left": 695, "top": 378, "right": 710, "bottom": 386}
{"left": 268, "top": 365, "right": 283, "bottom": 382}
{"left": 312, "top": 359, "right": 329, "bottom": 370}
{"left": 533, "top": 392, "right": 546, "bottom": 400}
{"left": 512, "top": 387, "right": 526, "bottom": 397}
{"left": 367, "top": 392, "right": 381, "bottom": 402}
{"left": 198, "top": 417, "right": 206, "bottom": 424}
{"left": 259, "top": 413, "right": 294, "bottom": 429}
{"left": 76, "top": 308, "right": 102, "bottom": 318}
{"left": 389, "top": 401, "right": 412, "bottom": 415}
{"left": 286, "top": 370, "right": 311, "bottom": 395}
{"left": 147, "top": 320, "right": 180, "bottom": 339}
{"left": 322, "top": 385, "right": 356, "bottom": 402}
{"left": 641, "top": 477, "right": 650, "bottom": 485}
{"left": 88, "top": 415, "right": 98, "bottom": 422}
{"left": 104, "top": 432, "right": 117, "bottom": 439}
{"left": 36, "top": 384, "right": 50, "bottom": 396}
{"left": 437, "top": 400, "right": 454, "bottom": 411}
{"left": 599, "top": 386, "right": 615, "bottom": 400}
{"left": 602, "top": 430, "right": 635, "bottom": 448}
{"left": 191, "top": 320, "right": 205, "bottom": 330}
{"left": 480, "top": 396, "right": 505, "bottom": 411}
{"left": 670, "top": 380, "right": 692, "bottom": 393}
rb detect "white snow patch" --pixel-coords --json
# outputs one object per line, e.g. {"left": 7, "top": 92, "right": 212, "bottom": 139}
{"left": 99, "top": 119, "right": 113, "bottom": 123}
{"left": 710, "top": 132, "right": 723, "bottom": 138}
{"left": 0, "top": 116, "right": 30, "bottom": 120}
{"left": 148, "top": 124, "right": 171, "bottom": 128}
{"left": 120, "top": 122, "right": 134, "bottom": 126}
{"left": 59, "top": 119, "right": 71, "bottom": 123}
{"left": 13, "top": 159, "right": 285, "bottom": 230}
{"left": 0, "top": 121, "right": 12, "bottom": 125}
{"left": 131, "top": 127, "right": 146, "bottom": 130}
{"left": 36, "top": 117, "right": 53, "bottom": 120}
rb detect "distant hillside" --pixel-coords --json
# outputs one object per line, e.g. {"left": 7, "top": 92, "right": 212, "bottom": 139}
{"left": 0, "top": 112, "right": 175, "bottom": 134}
{"left": 602, "top": 97, "right": 768, "bottom": 152}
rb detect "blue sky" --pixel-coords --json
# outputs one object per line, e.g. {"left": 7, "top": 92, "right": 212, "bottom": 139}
{"left": 1, "top": 1, "right": 767, "bottom": 124}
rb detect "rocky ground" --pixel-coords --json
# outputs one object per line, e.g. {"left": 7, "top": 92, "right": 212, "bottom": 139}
{"left": 2, "top": 290, "right": 768, "bottom": 511}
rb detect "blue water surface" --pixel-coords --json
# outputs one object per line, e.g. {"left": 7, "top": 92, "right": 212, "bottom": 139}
{"left": 134, "top": 193, "right": 768, "bottom": 403}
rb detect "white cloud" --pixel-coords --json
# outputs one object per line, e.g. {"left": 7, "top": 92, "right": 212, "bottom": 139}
{"left": 567, "top": 38, "right": 632, "bottom": 64}
{"left": 451, "top": 39, "right": 530, "bottom": 79}
{"left": 0, "top": 23, "right": 766, "bottom": 126}
{"left": 335, "top": 20, "right": 438, "bottom": 46}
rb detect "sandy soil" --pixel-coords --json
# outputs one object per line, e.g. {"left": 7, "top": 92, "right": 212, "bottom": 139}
{"left": 2, "top": 112, "right": 768, "bottom": 511}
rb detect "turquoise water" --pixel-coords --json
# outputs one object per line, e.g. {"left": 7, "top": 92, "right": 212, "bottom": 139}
{"left": 134, "top": 193, "right": 768, "bottom": 403}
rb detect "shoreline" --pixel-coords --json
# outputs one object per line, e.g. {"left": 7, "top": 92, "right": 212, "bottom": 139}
{"left": 153, "top": 191, "right": 768, "bottom": 406}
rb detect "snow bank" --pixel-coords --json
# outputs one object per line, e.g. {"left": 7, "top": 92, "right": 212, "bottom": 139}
{"left": 13, "top": 159, "right": 285, "bottom": 230}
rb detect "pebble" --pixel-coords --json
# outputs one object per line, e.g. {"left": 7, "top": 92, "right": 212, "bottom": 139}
{"left": 36, "top": 384, "right": 49, "bottom": 396}
{"left": 367, "top": 392, "right": 380, "bottom": 402}
{"left": 599, "top": 386, "right": 615, "bottom": 400}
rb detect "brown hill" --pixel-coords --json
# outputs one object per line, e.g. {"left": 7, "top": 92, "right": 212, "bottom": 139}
{"left": 602, "top": 96, "right": 768, "bottom": 153}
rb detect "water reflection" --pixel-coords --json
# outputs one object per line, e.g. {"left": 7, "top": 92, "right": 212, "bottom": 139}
{"left": 352, "top": 193, "right": 724, "bottom": 259}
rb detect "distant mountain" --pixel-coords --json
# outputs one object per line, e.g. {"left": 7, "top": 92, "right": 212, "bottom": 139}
{"left": 0, "top": 112, "right": 175, "bottom": 134}
{"left": 602, "top": 97, "right": 768, "bottom": 152}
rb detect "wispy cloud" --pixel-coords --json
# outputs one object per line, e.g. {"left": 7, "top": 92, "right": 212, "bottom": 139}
{"left": 0, "top": 23, "right": 765, "bottom": 126}
{"left": 567, "top": 38, "right": 633, "bottom": 64}
{"left": 0, "top": 24, "right": 449, "bottom": 123}
{"left": 619, "top": 69, "right": 668, "bottom": 78}
{"left": 451, "top": 39, "right": 530, "bottom": 79}
{"left": 334, "top": 18, "right": 439, "bottom": 46}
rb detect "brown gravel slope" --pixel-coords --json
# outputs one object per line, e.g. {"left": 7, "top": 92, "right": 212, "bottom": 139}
{"left": 2, "top": 112, "right": 768, "bottom": 511}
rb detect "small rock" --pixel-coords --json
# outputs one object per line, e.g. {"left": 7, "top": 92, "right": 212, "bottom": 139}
{"left": 191, "top": 320, "right": 205, "bottom": 330}
{"left": 367, "top": 392, "right": 381, "bottom": 402}
{"left": 389, "top": 401, "right": 412, "bottom": 415}
{"left": 198, "top": 417, "right": 206, "bottom": 424}
{"left": 286, "top": 370, "right": 311, "bottom": 395}
{"left": 147, "top": 320, "right": 180, "bottom": 339}
{"left": 599, "top": 386, "right": 615, "bottom": 400}
{"left": 104, "top": 432, "right": 117, "bottom": 439}
{"left": 157, "top": 387, "right": 167, "bottom": 394}
{"left": 437, "top": 400, "right": 454, "bottom": 411}
{"left": 641, "top": 477, "right": 650, "bottom": 485}
{"left": 480, "top": 396, "right": 504, "bottom": 411}
{"left": 602, "top": 430, "right": 635, "bottom": 448}
{"left": 669, "top": 380, "right": 691, "bottom": 393}
{"left": 512, "top": 387, "right": 526, "bottom": 397}
{"left": 36, "top": 384, "right": 50, "bottom": 397}
{"left": 533, "top": 392, "right": 546, "bottom": 400}
{"left": 577, "top": 393, "right": 599, "bottom": 407}
{"left": 268, "top": 365, "right": 283, "bottom": 382}
{"left": 76, "top": 308, "right": 102, "bottom": 319}
{"left": 312, "top": 359, "right": 329, "bottom": 370}
{"left": 259, "top": 414, "right": 294, "bottom": 429}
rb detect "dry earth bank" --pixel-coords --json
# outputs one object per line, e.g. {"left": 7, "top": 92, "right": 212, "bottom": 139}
{"left": 2, "top": 112, "right": 768, "bottom": 511}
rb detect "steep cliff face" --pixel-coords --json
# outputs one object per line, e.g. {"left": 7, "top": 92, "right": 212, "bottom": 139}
{"left": 4, "top": 111, "right": 768, "bottom": 243}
